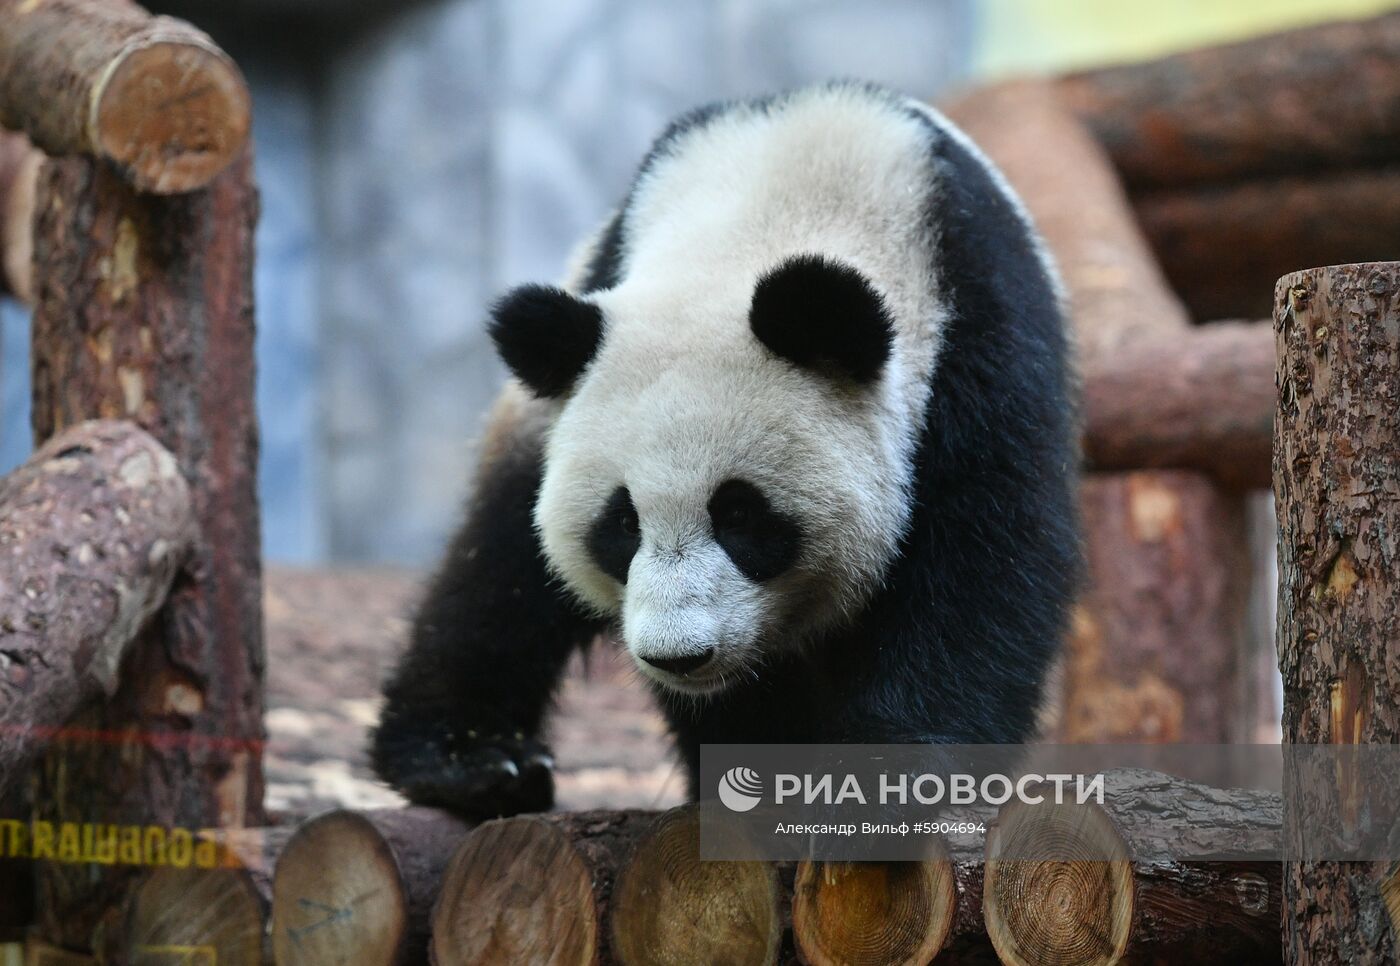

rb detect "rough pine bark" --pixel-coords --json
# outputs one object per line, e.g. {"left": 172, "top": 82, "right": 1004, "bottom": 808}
{"left": 27, "top": 153, "right": 263, "bottom": 951}
{"left": 1275, "top": 262, "right": 1400, "bottom": 964}
{"left": 1136, "top": 168, "right": 1400, "bottom": 322}
{"left": 1057, "top": 12, "right": 1400, "bottom": 189}
{"left": 0, "top": 420, "right": 193, "bottom": 791}
{"left": 0, "top": 0, "right": 250, "bottom": 194}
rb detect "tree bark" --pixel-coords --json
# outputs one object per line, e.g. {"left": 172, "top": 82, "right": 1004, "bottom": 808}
{"left": 1135, "top": 167, "right": 1400, "bottom": 323}
{"left": 1275, "top": 261, "right": 1400, "bottom": 964}
{"left": 0, "top": 420, "right": 192, "bottom": 792}
{"left": 1081, "top": 321, "right": 1274, "bottom": 489}
{"left": 27, "top": 153, "right": 263, "bottom": 951}
{"left": 271, "top": 807, "right": 470, "bottom": 966}
{"left": 0, "top": 129, "right": 39, "bottom": 302}
{"left": 610, "top": 804, "right": 782, "bottom": 966}
{"left": 0, "top": 0, "right": 250, "bottom": 194}
{"left": 984, "top": 771, "right": 1282, "bottom": 966}
{"left": 944, "top": 81, "right": 1256, "bottom": 744}
{"left": 431, "top": 810, "right": 655, "bottom": 966}
{"left": 1056, "top": 12, "right": 1400, "bottom": 190}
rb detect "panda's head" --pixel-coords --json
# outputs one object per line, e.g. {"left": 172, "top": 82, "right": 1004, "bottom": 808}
{"left": 490, "top": 255, "right": 915, "bottom": 696}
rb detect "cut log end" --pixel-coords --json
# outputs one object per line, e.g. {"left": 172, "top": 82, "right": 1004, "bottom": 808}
{"left": 116, "top": 866, "right": 265, "bottom": 964}
{"left": 610, "top": 806, "right": 780, "bottom": 966}
{"left": 793, "top": 857, "right": 956, "bottom": 966}
{"left": 984, "top": 800, "right": 1133, "bottom": 966}
{"left": 271, "top": 811, "right": 410, "bottom": 966}
{"left": 94, "top": 38, "right": 251, "bottom": 194}
{"left": 433, "top": 817, "right": 598, "bottom": 965}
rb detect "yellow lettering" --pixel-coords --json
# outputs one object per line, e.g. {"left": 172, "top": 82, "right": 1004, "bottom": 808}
{"left": 142, "top": 825, "right": 166, "bottom": 866}
{"left": 119, "top": 826, "right": 141, "bottom": 864}
{"left": 31, "top": 821, "right": 54, "bottom": 860}
{"left": 168, "top": 828, "right": 192, "bottom": 868}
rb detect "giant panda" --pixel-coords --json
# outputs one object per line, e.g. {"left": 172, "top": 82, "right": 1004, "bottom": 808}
{"left": 371, "top": 81, "right": 1078, "bottom": 818}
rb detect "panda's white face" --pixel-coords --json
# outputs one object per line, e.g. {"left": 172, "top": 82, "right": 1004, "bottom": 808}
{"left": 532, "top": 276, "right": 917, "bottom": 696}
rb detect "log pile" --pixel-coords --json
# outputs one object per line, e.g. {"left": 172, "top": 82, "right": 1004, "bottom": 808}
{"left": 2, "top": 2, "right": 1400, "bottom": 963}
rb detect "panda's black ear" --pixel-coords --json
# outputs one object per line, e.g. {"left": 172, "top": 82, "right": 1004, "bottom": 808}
{"left": 488, "top": 284, "right": 604, "bottom": 398}
{"left": 749, "top": 255, "right": 893, "bottom": 384}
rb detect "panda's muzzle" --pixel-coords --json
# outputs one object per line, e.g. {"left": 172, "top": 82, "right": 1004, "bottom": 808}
{"left": 636, "top": 647, "right": 715, "bottom": 676}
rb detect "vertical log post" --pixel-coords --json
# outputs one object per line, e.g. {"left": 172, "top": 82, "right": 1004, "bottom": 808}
{"left": 1275, "top": 261, "right": 1400, "bottom": 964}
{"left": 944, "top": 81, "right": 1255, "bottom": 743}
{"left": 26, "top": 152, "right": 263, "bottom": 950}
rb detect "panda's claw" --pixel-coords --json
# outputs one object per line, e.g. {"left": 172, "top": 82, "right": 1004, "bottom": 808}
{"left": 374, "top": 726, "right": 556, "bottom": 819}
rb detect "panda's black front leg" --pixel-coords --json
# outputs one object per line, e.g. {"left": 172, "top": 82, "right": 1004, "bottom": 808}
{"left": 371, "top": 434, "right": 603, "bottom": 819}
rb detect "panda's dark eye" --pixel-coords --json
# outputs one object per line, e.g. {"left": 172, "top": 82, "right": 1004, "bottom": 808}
{"left": 708, "top": 479, "right": 801, "bottom": 583}
{"left": 588, "top": 486, "right": 641, "bottom": 583}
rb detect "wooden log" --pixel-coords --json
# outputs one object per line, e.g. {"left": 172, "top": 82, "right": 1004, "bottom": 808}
{"left": 1275, "top": 262, "right": 1400, "bottom": 964}
{"left": 1135, "top": 167, "right": 1400, "bottom": 323}
{"left": 108, "top": 826, "right": 287, "bottom": 963}
{"left": 1056, "top": 12, "right": 1400, "bottom": 190}
{"left": 983, "top": 771, "right": 1281, "bottom": 966}
{"left": 1081, "top": 321, "right": 1273, "bottom": 490}
{"left": 271, "top": 807, "right": 470, "bottom": 966}
{"left": 610, "top": 805, "right": 782, "bottom": 966}
{"left": 27, "top": 152, "right": 263, "bottom": 950}
{"left": 430, "top": 810, "right": 655, "bottom": 965}
{"left": 793, "top": 830, "right": 997, "bottom": 965}
{"left": 945, "top": 81, "right": 1255, "bottom": 744}
{"left": 0, "top": 130, "right": 39, "bottom": 302}
{"left": 1063, "top": 472, "right": 1251, "bottom": 743}
{"left": 0, "top": 420, "right": 193, "bottom": 790}
{"left": 0, "top": 0, "right": 251, "bottom": 194}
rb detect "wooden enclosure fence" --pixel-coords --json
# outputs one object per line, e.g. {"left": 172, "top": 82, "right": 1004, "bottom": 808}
{"left": 0, "top": 1, "right": 1398, "bottom": 963}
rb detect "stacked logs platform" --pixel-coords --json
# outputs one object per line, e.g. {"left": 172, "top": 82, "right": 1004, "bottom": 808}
{"left": 3, "top": 1, "right": 1400, "bottom": 964}
{"left": 243, "top": 766, "right": 1281, "bottom": 966}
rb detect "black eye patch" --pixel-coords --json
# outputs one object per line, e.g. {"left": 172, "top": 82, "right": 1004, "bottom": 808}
{"left": 709, "top": 479, "right": 802, "bottom": 582}
{"left": 587, "top": 486, "right": 641, "bottom": 583}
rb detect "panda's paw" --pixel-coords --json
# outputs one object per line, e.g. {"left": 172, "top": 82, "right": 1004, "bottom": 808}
{"left": 373, "top": 724, "right": 555, "bottom": 820}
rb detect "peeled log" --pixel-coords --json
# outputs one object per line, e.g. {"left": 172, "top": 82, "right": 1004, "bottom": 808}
{"left": 1081, "top": 321, "right": 1274, "bottom": 490}
{"left": 0, "top": 420, "right": 192, "bottom": 792}
{"left": 1057, "top": 12, "right": 1400, "bottom": 190}
{"left": 431, "top": 810, "right": 655, "bottom": 965}
{"left": 0, "top": 130, "right": 39, "bottom": 302}
{"left": 0, "top": 0, "right": 251, "bottom": 194}
{"left": 1275, "top": 262, "right": 1400, "bottom": 964}
{"left": 271, "top": 808, "right": 470, "bottom": 966}
{"left": 984, "top": 771, "right": 1281, "bottom": 966}
{"left": 610, "top": 805, "right": 782, "bottom": 966}
{"left": 1136, "top": 167, "right": 1400, "bottom": 322}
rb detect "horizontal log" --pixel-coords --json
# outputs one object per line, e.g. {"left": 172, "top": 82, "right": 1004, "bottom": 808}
{"left": 1136, "top": 167, "right": 1400, "bottom": 321}
{"left": 984, "top": 770, "right": 1281, "bottom": 966}
{"left": 0, "top": 420, "right": 193, "bottom": 793}
{"left": 0, "top": 130, "right": 38, "bottom": 302}
{"left": 431, "top": 810, "right": 656, "bottom": 965}
{"left": 0, "top": 0, "right": 250, "bottom": 193}
{"left": 1057, "top": 12, "right": 1400, "bottom": 189}
{"left": 271, "top": 807, "right": 471, "bottom": 965}
{"left": 1081, "top": 321, "right": 1274, "bottom": 489}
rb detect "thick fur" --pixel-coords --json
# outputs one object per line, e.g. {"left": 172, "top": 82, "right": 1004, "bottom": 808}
{"left": 373, "top": 82, "right": 1078, "bottom": 812}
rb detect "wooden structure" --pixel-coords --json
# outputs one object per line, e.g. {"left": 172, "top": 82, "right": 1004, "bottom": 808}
{"left": 1275, "top": 262, "right": 1400, "bottom": 964}
{"left": 2, "top": 3, "right": 1400, "bottom": 964}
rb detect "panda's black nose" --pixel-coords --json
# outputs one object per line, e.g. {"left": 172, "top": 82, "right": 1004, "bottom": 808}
{"left": 639, "top": 648, "right": 715, "bottom": 675}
